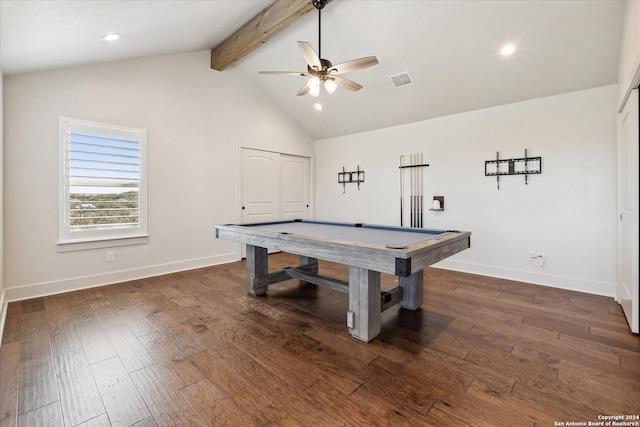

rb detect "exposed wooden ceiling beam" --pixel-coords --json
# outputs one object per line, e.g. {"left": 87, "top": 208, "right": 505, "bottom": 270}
{"left": 210, "top": 0, "right": 332, "bottom": 71}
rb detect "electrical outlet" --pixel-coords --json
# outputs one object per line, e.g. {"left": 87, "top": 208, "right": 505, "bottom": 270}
{"left": 106, "top": 251, "right": 115, "bottom": 262}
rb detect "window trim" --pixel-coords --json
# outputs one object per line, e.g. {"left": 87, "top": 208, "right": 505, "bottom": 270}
{"left": 58, "top": 117, "right": 148, "bottom": 248}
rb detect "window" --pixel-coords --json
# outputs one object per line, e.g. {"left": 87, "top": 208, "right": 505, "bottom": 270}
{"left": 59, "top": 117, "right": 147, "bottom": 246}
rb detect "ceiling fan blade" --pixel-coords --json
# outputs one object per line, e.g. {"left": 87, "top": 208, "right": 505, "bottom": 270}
{"left": 330, "top": 56, "right": 379, "bottom": 75}
{"left": 259, "top": 71, "right": 308, "bottom": 76}
{"left": 332, "top": 76, "right": 363, "bottom": 91}
{"left": 297, "top": 83, "right": 310, "bottom": 96}
{"left": 297, "top": 41, "right": 322, "bottom": 70}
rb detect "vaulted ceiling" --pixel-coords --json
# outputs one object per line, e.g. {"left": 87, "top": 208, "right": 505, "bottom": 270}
{"left": 0, "top": 0, "right": 626, "bottom": 140}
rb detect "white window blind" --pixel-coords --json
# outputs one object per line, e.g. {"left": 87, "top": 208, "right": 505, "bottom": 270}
{"left": 59, "top": 117, "right": 147, "bottom": 244}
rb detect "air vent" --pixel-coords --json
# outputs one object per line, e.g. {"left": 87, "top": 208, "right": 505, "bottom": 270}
{"left": 389, "top": 72, "right": 413, "bottom": 88}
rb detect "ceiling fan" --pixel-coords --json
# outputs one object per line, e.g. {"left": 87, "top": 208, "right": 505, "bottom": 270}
{"left": 259, "top": 0, "right": 378, "bottom": 97}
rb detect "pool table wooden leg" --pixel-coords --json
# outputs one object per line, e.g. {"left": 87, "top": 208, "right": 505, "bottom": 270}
{"left": 348, "top": 266, "right": 381, "bottom": 342}
{"left": 299, "top": 256, "right": 318, "bottom": 274}
{"left": 399, "top": 270, "right": 424, "bottom": 310}
{"left": 246, "top": 244, "right": 269, "bottom": 296}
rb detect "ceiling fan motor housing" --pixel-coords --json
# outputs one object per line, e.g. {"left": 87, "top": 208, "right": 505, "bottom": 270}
{"left": 308, "top": 58, "right": 333, "bottom": 76}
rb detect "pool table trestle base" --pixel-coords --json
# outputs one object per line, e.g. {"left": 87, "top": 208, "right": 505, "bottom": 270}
{"left": 216, "top": 220, "right": 471, "bottom": 342}
{"left": 249, "top": 259, "right": 407, "bottom": 314}
{"left": 245, "top": 249, "right": 421, "bottom": 342}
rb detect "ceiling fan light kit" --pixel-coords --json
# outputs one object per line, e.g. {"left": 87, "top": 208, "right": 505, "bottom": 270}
{"left": 308, "top": 76, "right": 321, "bottom": 97}
{"left": 259, "top": 0, "right": 378, "bottom": 97}
{"left": 324, "top": 78, "right": 338, "bottom": 94}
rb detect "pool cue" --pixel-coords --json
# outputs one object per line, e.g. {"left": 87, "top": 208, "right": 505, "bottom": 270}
{"left": 419, "top": 152, "right": 423, "bottom": 228}
{"left": 421, "top": 152, "right": 424, "bottom": 226}
{"left": 416, "top": 153, "right": 419, "bottom": 228}
{"left": 415, "top": 153, "right": 418, "bottom": 227}
{"left": 418, "top": 152, "right": 421, "bottom": 227}
{"left": 409, "top": 153, "right": 412, "bottom": 227}
{"left": 409, "top": 153, "right": 416, "bottom": 227}
{"left": 410, "top": 153, "right": 413, "bottom": 227}
{"left": 411, "top": 153, "right": 415, "bottom": 227}
{"left": 418, "top": 152, "right": 422, "bottom": 228}
{"left": 400, "top": 155, "right": 404, "bottom": 226}
{"left": 418, "top": 152, "right": 422, "bottom": 227}
{"left": 409, "top": 153, "right": 413, "bottom": 227}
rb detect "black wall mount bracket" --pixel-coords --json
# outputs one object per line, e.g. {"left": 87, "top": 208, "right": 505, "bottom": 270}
{"left": 485, "top": 149, "right": 541, "bottom": 189}
{"left": 338, "top": 166, "right": 365, "bottom": 192}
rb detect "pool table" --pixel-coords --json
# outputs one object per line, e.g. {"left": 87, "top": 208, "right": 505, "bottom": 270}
{"left": 215, "top": 219, "right": 471, "bottom": 342}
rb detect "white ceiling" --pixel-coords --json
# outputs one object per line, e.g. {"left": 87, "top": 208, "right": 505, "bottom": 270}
{"left": 0, "top": 0, "right": 626, "bottom": 140}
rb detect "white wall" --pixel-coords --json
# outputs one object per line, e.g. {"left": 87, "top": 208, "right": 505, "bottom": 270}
{"left": 315, "top": 85, "right": 618, "bottom": 296}
{"left": 2, "top": 50, "right": 314, "bottom": 301}
{"left": 0, "top": 65, "right": 5, "bottom": 339}
{"left": 618, "top": 0, "right": 640, "bottom": 107}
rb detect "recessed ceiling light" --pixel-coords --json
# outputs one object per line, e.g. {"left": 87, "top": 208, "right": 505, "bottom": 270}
{"left": 501, "top": 44, "right": 516, "bottom": 56}
{"left": 314, "top": 103, "right": 324, "bottom": 111}
{"left": 102, "top": 33, "right": 121, "bottom": 42}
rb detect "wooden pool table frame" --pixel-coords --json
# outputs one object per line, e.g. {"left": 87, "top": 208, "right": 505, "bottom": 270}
{"left": 215, "top": 220, "right": 471, "bottom": 342}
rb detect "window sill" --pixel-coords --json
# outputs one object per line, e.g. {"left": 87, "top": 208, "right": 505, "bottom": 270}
{"left": 57, "top": 235, "right": 149, "bottom": 253}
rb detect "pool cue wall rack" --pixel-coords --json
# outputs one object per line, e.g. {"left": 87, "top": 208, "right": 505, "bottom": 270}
{"left": 399, "top": 153, "right": 429, "bottom": 228}
{"left": 338, "top": 166, "right": 365, "bottom": 193}
{"left": 484, "top": 149, "right": 542, "bottom": 189}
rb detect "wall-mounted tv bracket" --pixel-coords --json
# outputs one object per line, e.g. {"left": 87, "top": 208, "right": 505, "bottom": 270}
{"left": 485, "top": 149, "right": 541, "bottom": 189}
{"left": 338, "top": 166, "right": 365, "bottom": 193}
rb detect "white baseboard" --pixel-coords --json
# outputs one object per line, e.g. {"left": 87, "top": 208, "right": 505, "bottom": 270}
{"left": 435, "top": 259, "right": 616, "bottom": 297}
{"left": 3, "top": 252, "right": 239, "bottom": 303}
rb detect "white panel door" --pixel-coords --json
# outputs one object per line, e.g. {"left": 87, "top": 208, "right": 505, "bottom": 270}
{"left": 241, "top": 149, "right": 280, "bottom": 224}
{"left": 240, "top": 149, "right": 310, "bottom": 257}
{"left": 617, "top": 88, "right": 639, "bottom": 333}
{"left": 281, "top": 154, "right": 310, "bottom": 221}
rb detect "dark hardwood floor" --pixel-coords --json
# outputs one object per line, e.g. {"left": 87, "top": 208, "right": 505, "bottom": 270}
{"left": 1, "top": 252, "right": 639, "bottom": 426}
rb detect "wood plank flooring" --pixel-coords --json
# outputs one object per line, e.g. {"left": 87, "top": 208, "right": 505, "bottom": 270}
{"left": 1, "top": 252, "right": 639, "bottom": 426}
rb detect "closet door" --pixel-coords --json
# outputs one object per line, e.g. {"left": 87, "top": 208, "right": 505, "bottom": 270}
{"left": 241, "top": 149, "right": 280, "bottom": 224}
{"left": 617, "top": 88, "right": 639, "bottom": 333}
{"left": 281, "top": 154, "right": 310, "bottom": 221}
{"left": 240, "top": 149, "right": 311, "bottom": 257}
